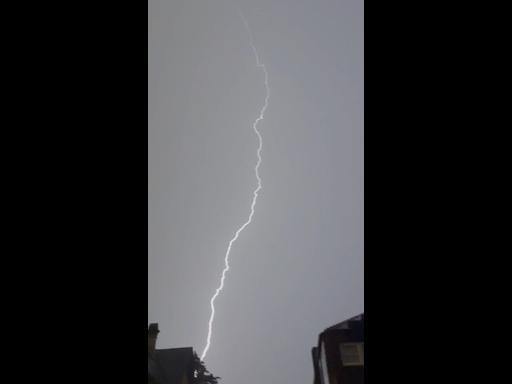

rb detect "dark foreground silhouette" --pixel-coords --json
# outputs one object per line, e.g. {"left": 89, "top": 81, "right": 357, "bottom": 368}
{"left": 192, "top": 353, "right": 220, "bottom": 384}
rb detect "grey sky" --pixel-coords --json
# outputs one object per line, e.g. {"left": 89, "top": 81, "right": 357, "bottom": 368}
{"left": 148, "top": 0, "right": 363, "bottom": 383}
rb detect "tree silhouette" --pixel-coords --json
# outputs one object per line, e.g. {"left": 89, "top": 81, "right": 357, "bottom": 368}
{"left": 191, "top": 353, "right": 220, "bottom": 384}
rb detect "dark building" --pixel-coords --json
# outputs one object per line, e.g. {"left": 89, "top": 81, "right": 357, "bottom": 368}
{"left": 312, "top": 314, "right": 364, "bottom": 384}
{"left": 148, "top": 323, "right": 195, "bottom": 384}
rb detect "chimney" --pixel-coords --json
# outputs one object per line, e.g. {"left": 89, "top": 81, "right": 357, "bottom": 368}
{"left": 148, "top": 323, "right": 159, "bottom": 355}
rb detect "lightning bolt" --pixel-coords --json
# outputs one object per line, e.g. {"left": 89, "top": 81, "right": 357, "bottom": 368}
{"left": 200, "top": 12, "right": 269, "bottom": 361}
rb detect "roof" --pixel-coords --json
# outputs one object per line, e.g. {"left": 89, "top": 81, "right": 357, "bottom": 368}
{"left": 316, "top": 313, "right": 364, "bottom": 347}
{"left": 324, "top": 313, "right": 364, "bottom": 332}
{"left": 148, "top": 347, "right": 194, "bottom": 384}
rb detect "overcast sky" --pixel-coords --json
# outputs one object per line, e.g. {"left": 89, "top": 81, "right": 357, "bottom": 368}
{"left": 148, "top": 0, "right": 363, "bottom": 382}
